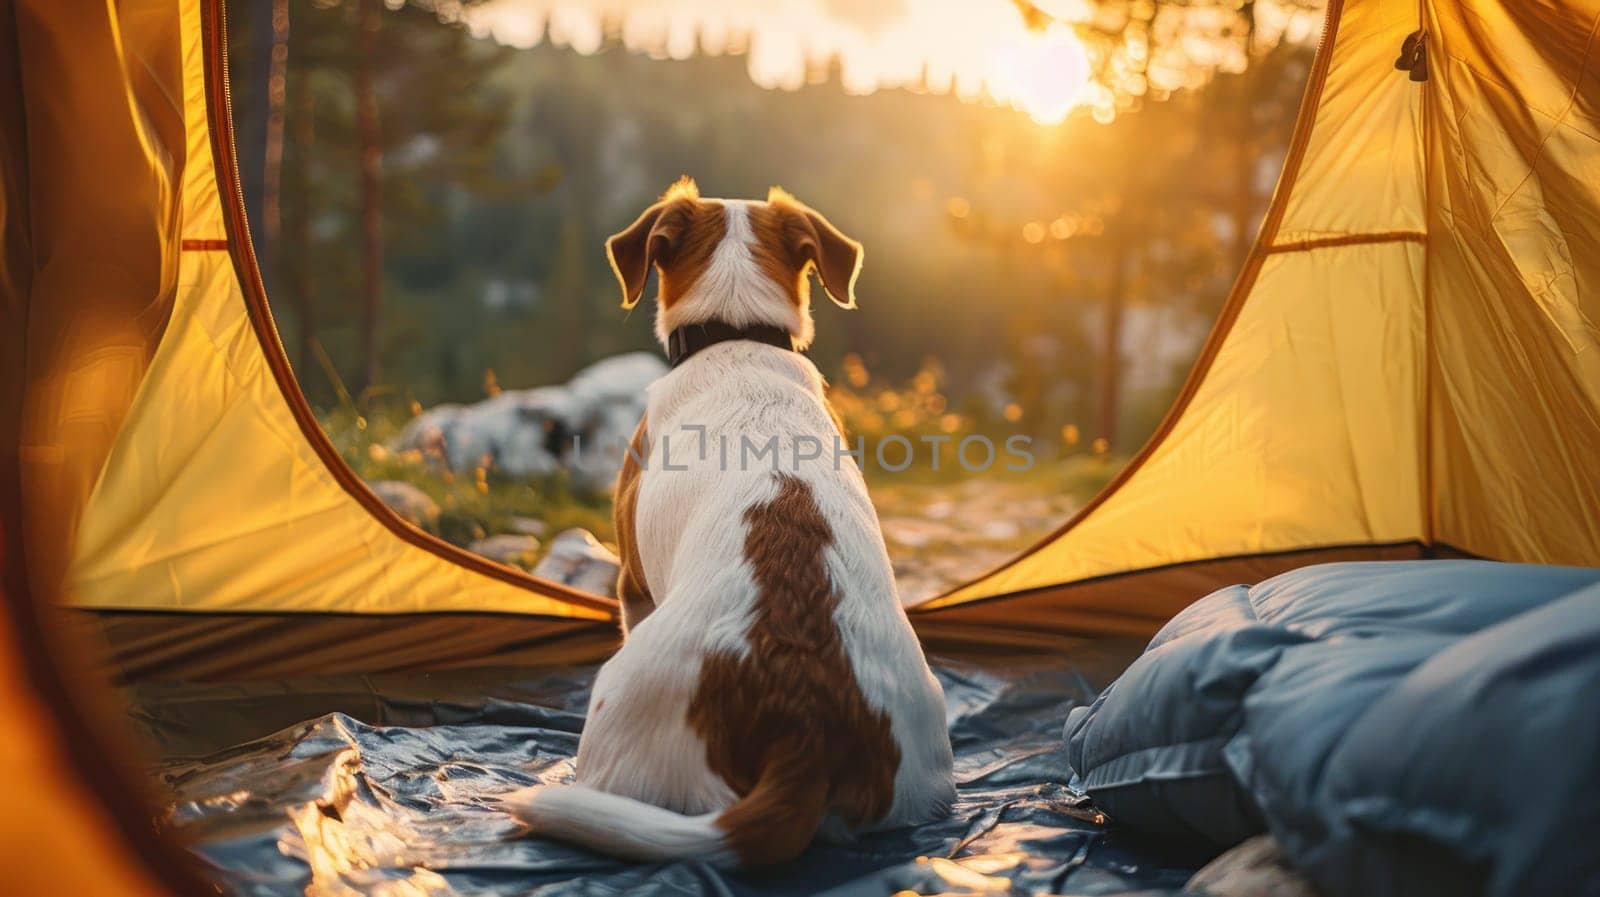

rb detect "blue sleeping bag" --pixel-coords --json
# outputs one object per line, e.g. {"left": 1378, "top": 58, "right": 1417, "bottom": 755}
{"left": 1064, "top": 560, "right": 1600, "bottom": 897}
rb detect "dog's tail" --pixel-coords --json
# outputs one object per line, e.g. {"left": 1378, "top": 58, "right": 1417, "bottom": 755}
{"left": 503, "top": 784, "right": 734, "bottom": 864}
{"left": 505, "top": 743, "right": 829, "bottom": 868}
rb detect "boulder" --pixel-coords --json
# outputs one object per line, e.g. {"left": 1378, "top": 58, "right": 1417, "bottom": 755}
{"left": 387, "top": 352, "right": 665, "bottom": 495}
{"left": 506, "top": 516, "right": 548, "bottom": 537}
{"left": 564, "top": 352, "right": 666, "bottom": 493}
{"left": 566, "top": 352, "right": 664, "bottom": 409}
{"left": 458, "top": 386, "right": 575, "bottom": 478}
{"left": 392, "top": 403, "right": 466, "bottom": 462}
{"left": 567, "top": 397, "right": 650, "bottom": 493}
{"left": 467, "top": 534, "right": 542, "bottom": 570}
{"left": 531, "top": 529, "right": 620, "bottom": 597}
{"left": 369, "top": 480, "right": 440, "bottom": 530}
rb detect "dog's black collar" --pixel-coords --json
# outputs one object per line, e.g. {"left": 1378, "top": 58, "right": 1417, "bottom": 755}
{"left": 666, "top": 321, "right": 798, "bottom": 368}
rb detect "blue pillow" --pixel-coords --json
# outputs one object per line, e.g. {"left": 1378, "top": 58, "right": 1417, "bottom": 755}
{"left": 1067, "top": 560, "right": 1600, "bottom": 897}
{"left": 1064, "top": 585, "right": 1307, "bottom": 847}
{"left": 1219, "top": 632, "right": 1449, "bottom": 860}
{"left": 1247, "top": 560, "right": 1600, "bottom": 639}
{"left": 1301, "top": 583, "right": 1600, "bottom": 897}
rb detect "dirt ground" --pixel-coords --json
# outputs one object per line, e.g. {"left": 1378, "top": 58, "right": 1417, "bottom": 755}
{"left": 873, "top": 475, "right": 1088, "bottom": 605}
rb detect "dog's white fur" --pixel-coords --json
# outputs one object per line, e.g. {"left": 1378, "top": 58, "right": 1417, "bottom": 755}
{"left": 503, "top": 192, "right": 955, "bottom": 865}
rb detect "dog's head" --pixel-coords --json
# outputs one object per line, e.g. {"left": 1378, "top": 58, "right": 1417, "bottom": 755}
{"left": 605, "top": 177, "right": 862, "bottom": 350}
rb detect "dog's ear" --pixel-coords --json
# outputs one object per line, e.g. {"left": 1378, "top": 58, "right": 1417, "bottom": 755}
{"left": 607, "top": 177, "right": 703, "bottom": 309}
{"left": 769, "top": 187, "right": 862, "bottom": 309}
{"left": 605, "top": 204, "right": 670, "bottom": 309}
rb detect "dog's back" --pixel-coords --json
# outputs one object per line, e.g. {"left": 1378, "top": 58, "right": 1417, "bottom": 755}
{"left": 504, "top": 182, "right": 954, "bottom": 867}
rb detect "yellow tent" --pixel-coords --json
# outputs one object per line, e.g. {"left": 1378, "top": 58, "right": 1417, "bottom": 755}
{"left": 1, "top": 0, "right": 1598, "bottom": 886}
{"left": 4, "top": 0, "right": 1599, "bottom": 675}
{"left": 918, "top": 0, "right": 1600, "bottom": 647}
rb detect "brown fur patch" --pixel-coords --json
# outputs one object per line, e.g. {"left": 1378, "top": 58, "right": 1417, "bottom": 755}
{"left": 686, "top": 474, "right": 899, "bottom": 866}
{"left": 612, "top": 418, "right": 655, "bottom": 633}
{"left": 761, "top": 189, "right": 862, "bottom": 309}
{"left": 655, "top": 200, "right": 727, "bottom": 310}
{"left": 746, "top": 202, "right": 811, "bottom": 309}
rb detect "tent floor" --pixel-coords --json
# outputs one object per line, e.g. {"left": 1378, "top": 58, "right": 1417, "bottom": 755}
{"left": 129, "top": 644, "right": 1219, "bottom": 896}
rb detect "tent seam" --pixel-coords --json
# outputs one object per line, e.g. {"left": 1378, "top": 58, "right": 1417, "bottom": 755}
{"left": 1265, "top": 231, "right": 1424, "bottom": 253}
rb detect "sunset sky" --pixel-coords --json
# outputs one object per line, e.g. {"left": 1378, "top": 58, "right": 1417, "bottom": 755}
{"left": 466, "top": 0, "right": 1097, "bottom": 125}
{"left": 462, "top": 0, "right": 1320, "bottom": 125}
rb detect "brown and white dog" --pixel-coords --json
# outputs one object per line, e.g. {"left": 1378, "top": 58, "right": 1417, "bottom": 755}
{"left": 503, "top": 178, "right": 955, "bottom": 866}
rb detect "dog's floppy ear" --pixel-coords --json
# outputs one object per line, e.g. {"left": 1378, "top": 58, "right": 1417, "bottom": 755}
{"left": 606, "top": 204, "right": 669, "bottom": 309}
{"left": 768, "top": 187, "right": 862, "bottom": 309}
{"left": 607, "top": 177, "right": 702, "bottom": 309}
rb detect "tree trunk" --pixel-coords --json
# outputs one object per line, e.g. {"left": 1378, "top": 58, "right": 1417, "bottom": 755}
{"left": 1091, "top": 0, "right": 1153, "bottom": 451}
{"left": 1096, "top": 234, "right": 1129, "bottom": 450}
{"left": 1094, "top": 238, "right": 1132, "bottom": 450}
{"left": 355, "top": 0, "right": 384, "bottom": 394}
{"left": 285, "top": 49, "right": 315, "bottom": 375}
{"left": 1231, "top": 2, "right": 1261, "bottom": 269}
{"left": 239, "top": 0, "right": 274, "bottom": 242}
{"left": 259, "top": 0, "right": 290, "bottom": 283}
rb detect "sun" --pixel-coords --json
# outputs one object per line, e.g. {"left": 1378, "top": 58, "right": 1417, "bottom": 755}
{"left": 991, "top": 26, "right": 1092, "bottom": 125}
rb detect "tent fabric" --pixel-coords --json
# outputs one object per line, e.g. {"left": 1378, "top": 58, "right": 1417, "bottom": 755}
{"left": 0, "top": 584, "right": 180, "bottom": 897}
{"left": 1062, "top": 560, "right": 1600, "bottom": 897}
{"left": 11, "top": 0, "right": 187, "bottom": 610}
{"left": 3, "top": 0, "right": 1595, "bottom": 681}
{"left": 3, "top": 0, "right": 615, "bottom": 683}
{"left": 1, "top": 5, "right": 201, "bottom": 891}
{"left": 910, "top": 541, "right": 1466, "bottom": 651}
{"left": 87, "top": 609, "right": 620, "bottom": 681}
{"left": 62, "top": 0, "right": 610, "bottom": 623}
{"left": 919, "top": 0, "right": 1600, "bottom": 624}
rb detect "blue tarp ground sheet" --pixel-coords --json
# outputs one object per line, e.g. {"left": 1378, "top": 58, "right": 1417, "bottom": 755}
{"left": 138, "top": 647, "right": 1210, "bottom": 897}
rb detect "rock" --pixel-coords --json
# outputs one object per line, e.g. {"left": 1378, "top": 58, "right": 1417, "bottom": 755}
{"left": 564, "top": 353, "right": 667, "bottom": 493}
{"left": 566, "top": 352, "right": 665, "bottom": 408}
{"left": 392, "top": 403, "right": 465, "bottom": 461}
{"left": 880, "top": 517, "right": 967, "bottom": 549}
{"left": 451, "top": 386, "right": 575, "bottom": 478}
{"left": 370, "top": 480, "right": 440, "bottom": 530}
{"left": 386, "top": 351, "right": 666, "bottom": 494}
{"left": 532, "top": 529, "right": 620, "bottom": 597}
{"left": 467, "top": 534, "right": 542, "bottom": 570}
{"left": 883, "top": 521, "right": 935, "bottom": 549}
{"left": 393, "top": 387, "right": 574, "bottom": 478}
{"left": 567, "top": 398, "right": 649, "bottom": 493}
{"left": 506, "top": 516, "right": 548, "bottom": 537}
{"left": 979, "top": 519, "right": 1021, "bottom": 540}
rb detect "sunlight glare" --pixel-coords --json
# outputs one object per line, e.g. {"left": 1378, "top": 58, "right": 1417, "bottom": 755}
{"left": 991, "top": 26, "right": 1091, "bottom": 125}
{"left": 469, "top": 1, "right": 1098, "bottom": 125}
